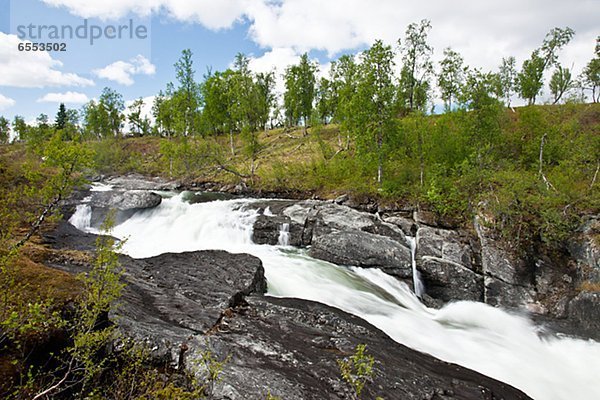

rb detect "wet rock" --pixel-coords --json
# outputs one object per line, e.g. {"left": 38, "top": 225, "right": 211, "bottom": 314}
{"left": 414, "top": 210, "right": 438, "bottom": 226}
{"left": 419, "top": 257, "right": 484, "bottom": 302}
{"left": 48, "top": 218, "right": 532, "bottom": 399}
{"left": 568, "top": 291, "right": 600, "bottom": 334}
{"left": 104, "top": 174, "right": 180, "bottom": 191}
{"left": 333, "top": 194, "right": 349, "bottom": 204}
{"left": 416, "top": 227, "right": 477, "bottom": 272}
{"left": 209, "top": 297, "right": 531, "bottom": 400}
{"left": 310, "top": 230, "right": 412, "bottom": 279}
{"left": 252, "top": 215, "right": 302, "bottom": 246}
{"left": 90, "top": 190, "right": 162, "bottom": 211}
{"left": 415, "top": 227, "right": 483, "bottom": 302}
{"left": 474, "top": 218, "right": 535, "bottom": 308}
{"left": 569, "top": 216, "right": 600, "bottom": 284}
{"left": 384, "top": 215, "right": 419, "bottom": 236}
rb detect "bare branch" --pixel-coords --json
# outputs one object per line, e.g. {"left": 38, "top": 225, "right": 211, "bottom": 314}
{"left": 32, "top": 358, "right": 74, "bottom": 400}
{"left": 538, "top": 133, "right": 556, "bottom": 191}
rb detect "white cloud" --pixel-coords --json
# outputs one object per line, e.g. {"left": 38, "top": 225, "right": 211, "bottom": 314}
{"left": 42, "top": 0, "right": 599, "bottom": 77}
{"left": 249, "top": 47, "right": 300, "bottom": 95}
{"left": 93, "top": 55, "right": 156, "bottom": 86}
{"left": 37, "top": 91, "right": 90, "bottom": 104}
{"left": 0, "top": 94, "right": 16, "bottom": 111}
{"left": 42, "top": 0, "right": 250, "bottom": 29}
{"left": 0, "top": 33, "right": 95, "bottom": 88}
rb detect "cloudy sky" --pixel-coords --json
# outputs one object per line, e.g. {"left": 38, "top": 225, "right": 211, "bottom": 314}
{"left": 0, "top": 0, "right": 598, "bottom": 122}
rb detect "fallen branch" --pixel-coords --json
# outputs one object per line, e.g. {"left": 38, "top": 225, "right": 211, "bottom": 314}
{"left": 215, "top": 163, "right": 250, "bottom": 179}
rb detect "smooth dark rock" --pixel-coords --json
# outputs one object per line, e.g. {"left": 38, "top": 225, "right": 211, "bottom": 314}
{"left": 384, "top": 215, "right": 419, "bottom": 236}
{"left": 416, "top": 227, "right": 478, "bottom": 272}
{"left": 414, "top": 227, "right": 483, "bottom": 302}
{"left": 209, "top": 297, "right": 531, "bottom": 400}
{"left": 310, "top": 230, "right": 412, "bottom": 279}
{"left": 252, "top": 215, "right": 302, "bottom": 246}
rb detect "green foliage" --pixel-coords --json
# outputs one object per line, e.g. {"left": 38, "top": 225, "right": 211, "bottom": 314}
{"left": 337, "top": 344, "right": 378, "bottom": 400}
{"left": 549, "top": 65, "right": 573, "bottom": 104}
{"left": 55, "top": 103, "right": 68, "bottom": 131}
{"left": 397, "top": 19, "right": 433, "bottom": 112}
{"left": 0, "top": 116, "right": 10, "bottom": 144}
{"left": 172, "top": 49, "right": 202, "bottom": 136}
{"left": 82, "top": 88, "right": 125, "bottom": 139}
{"left": 497, "top": 56, "right": 518, "bottom": 106}
{"left": 518, "top": 27, "right": 575, "bottom": 105}
{"left": 353, "top": 40, "right": 397, "bottom": 184}
{"left": 582, "top": 36, "right": 600, "bottom": 103}
{"left": 12, "top": 116, "right": 28, "bottom": 143}
{"left": 284, "top": 53, "right": 318, "bottom": 132}
{"left": 159, "top": 137, "right": 221, "bottom": 178}
{"left": 438, "top": 47, "right": 467, "bottom": 111}
{"left": 128, "top": 97, "right": 151, "bottom": 137}
{"left": 265, "top": 391, "right": 282, "bottom": 400}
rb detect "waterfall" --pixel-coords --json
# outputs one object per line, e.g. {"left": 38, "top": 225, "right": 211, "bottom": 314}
{"left": 68, "top": 194, "right": 600, "bottom": 400}
{"left": 68, "top": 204, "right": 92, "bottom": 231}
{"left": 406, "top": 235, "right": 425, "bottom": 298}
{"left": 277, "top": 223, "right": 290, "bottom": 246}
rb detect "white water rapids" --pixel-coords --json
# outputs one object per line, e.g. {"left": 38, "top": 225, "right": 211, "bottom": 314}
{"left": 70, "top": 193, "right": 600, "bottom": 400}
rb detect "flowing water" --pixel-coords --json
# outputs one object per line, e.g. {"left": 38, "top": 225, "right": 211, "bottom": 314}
{"left": 70, "top": 193, "right": 600, "bottom": 400}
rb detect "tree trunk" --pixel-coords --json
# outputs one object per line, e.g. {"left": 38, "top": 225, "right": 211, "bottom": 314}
{"left": 303, "top": 116, "right": 308, "bottom": 136}
{"left": 377, "top": 127, "right": 383, "bottom": 185}
{"left": 229, "top": 130, "right": 235, "bottom": 156}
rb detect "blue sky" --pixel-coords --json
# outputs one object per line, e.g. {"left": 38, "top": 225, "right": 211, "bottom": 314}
{"left": 0, "top": 0, "right": 598, "bottom": 123}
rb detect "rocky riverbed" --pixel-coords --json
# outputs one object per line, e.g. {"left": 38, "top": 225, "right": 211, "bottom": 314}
{"left": 46, "top": 219, "right": 530, "bottom": 400}
{"left": 42, "top": 174, "right": 600, "bottom": 398}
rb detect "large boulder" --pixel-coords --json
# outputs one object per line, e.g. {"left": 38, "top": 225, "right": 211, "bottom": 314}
{"left": 569, "top": 216, "right": 600, "bottom": 284}
{"left": 103, "top": 174, "right": 180, "bottom": 191}
{"left": 310, "top": 230, "right": 412, "bottom": 278}
{"left": 251, "top": 200, "right": 412, "bottom": 279}
{"left": 414, "top": 227, "right": 483, "bottom": 302}
{"left": 90, "top": 190, "right": 162, "bottom": 211}
{"left": 474, "top": 217, "right": 535, "bottom": 308}
{"left": 419, "top": 257, "right": 484, "bottom": 302}
{"left": 567, "top": 291, "right": 600, "bottom": 337}
{"left": 252, "top": 214, "right": 303, "bottom": 246}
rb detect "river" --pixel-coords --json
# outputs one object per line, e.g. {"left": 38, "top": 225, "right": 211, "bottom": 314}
{"left": 70, "top": 192, "right": 600, "bottom": 400}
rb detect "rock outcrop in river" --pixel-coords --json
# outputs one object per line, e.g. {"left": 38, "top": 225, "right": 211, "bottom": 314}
{"left": 250, "top": 197, "right": 600, "bottom": 337}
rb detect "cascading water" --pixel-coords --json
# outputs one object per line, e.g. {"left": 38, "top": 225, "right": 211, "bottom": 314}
{"left": 69, "top": 204, "right": 92, "bottom": 231}
{"left": 277, "top": 223, "right": 290, "bottom": 246}
{"left": 406, "top": 235, "right": 425, "bottom": 298}
{"left": 69, "top": 194, "right": 600, "bottom": 400}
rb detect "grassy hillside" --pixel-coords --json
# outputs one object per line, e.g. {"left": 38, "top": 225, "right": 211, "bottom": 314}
{"left": 80, "top": 103, "right": 599, "bottom": 249}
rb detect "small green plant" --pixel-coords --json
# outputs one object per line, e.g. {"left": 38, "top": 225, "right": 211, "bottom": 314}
{"left": 337, "top": 344, "right": 381, "bottom": 400}
{"left": 265, "top": 390, "right": 282, "bottom": 400}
